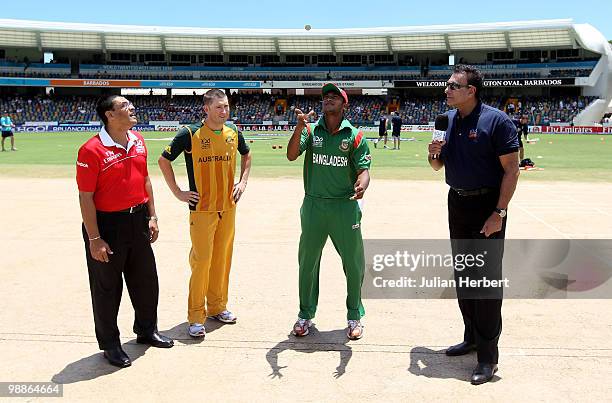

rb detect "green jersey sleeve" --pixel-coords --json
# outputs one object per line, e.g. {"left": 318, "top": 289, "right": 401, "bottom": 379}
{"left": 351, "top": 131, "right": 371, "bottom": 170}
{"left": 298, "top": 124, "right": 312, "bottom": 155}
{"left": 237, "top": 132, "right": 250, "bottom": 155}
{"left": 161, "top": 126, "right": 192, "bottom": 161}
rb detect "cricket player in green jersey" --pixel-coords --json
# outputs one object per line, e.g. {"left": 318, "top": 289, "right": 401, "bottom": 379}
{"left": 286, "top": 83, "right": 372, "bottom": 340}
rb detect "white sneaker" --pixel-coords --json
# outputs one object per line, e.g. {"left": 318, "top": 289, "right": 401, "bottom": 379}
{"left": 347, "top": 320, "right": 364, "bottom": 340}
{"left": 292, "top": 318, "right": 312, "bottom": 337}
{"left": 188, "top": 323, "right": 206, "bottom": 338}
{"left": 210, "top": 310, "right": 237, "bottom": 324}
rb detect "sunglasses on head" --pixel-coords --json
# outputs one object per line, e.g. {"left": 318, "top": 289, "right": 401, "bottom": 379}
{"left": 445, "top": 82, "right": 471, "bottom": 90}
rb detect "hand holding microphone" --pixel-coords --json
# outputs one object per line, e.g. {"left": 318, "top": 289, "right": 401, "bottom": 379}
{"left": 430, "top": 114, "right": 448, "bottom": 160}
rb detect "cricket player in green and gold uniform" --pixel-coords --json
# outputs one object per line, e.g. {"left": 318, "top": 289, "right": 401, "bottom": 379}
{"left": 158, "top": 89, "right": 252, "bottom": 339}
{"left": 287, "top": 83, "right": 371, "bottom": 340}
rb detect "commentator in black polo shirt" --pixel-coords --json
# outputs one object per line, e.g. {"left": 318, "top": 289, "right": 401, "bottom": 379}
{"left": 428, "top": 65, "right": 519, "bottom": 385}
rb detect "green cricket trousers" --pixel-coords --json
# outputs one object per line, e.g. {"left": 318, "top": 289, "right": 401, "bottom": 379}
{"left": 298, "top": 195, "right": 365, "bottom": 321}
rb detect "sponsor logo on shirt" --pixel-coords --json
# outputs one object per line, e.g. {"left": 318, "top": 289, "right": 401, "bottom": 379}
{"left": 312, "top": 153, "right": 348, "bottom": 167}
{"left": 468, "top": 129, "right": 478, "bottom": 140}
{"left": 313, "top": 135, "right": 323, "bottom": 148}
{"left": 103, "top": 152, "right": 123, "bottom": 164}
{"left": 365, "top": 154, "right": 372, "bottom": 161}
{"left": 352, "top": 223, "right": 360, "bottom": 230}
{"left": 134, "top": 138, "right": 145, "bottom": 154}
{"left": 339, "top": 139, "right": 349, "bottom": 152}
{"left": 164, "top": 145, "right": 172, "bottom": 154}
{"left": 201, "top": 138, "right": 211, "bottom": 150}
{"left": 225, "top": 136, "right": 234, "bottom": 143}
{"left": 76, "top": 161, "right": 89, "bottom": 168}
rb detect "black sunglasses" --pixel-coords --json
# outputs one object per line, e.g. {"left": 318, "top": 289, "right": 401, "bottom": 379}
{"left": 445, "top": 82, "right": 471, "bottom": 90}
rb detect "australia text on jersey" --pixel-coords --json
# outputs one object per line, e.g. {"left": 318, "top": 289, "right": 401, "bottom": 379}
{"left": 198, "top": 155, "right": 232, "bottom": 163}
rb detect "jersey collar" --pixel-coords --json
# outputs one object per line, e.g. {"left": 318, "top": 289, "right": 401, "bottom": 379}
{"left": 99, "top": 126, "right": 138, "bottom": 152}
{"left": 456, "top": 101, "right": 483, "bottom": 122}
{"left": 318, "top": 116, "right": 352, "bottom": 135}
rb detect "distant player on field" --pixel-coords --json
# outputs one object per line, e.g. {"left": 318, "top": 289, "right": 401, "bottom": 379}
{"left": 1, "top": 111, "right": 17, "bottom": 151}
{"left": 390, "top": 111, "right": 402, "bottom": 150}
{"left": 376, "top": 113, "right": 389, "bottom": 149}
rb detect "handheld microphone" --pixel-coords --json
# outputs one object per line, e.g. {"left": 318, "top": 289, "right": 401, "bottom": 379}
{"left": 431, "top": 114, "right": 448, "bottom": 160}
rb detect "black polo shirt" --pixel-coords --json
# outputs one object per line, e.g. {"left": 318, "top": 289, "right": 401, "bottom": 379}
{"left": 379, "top": 117, "right": 387, "bottom": 135}
{"left": 440, "top": 102, "right": 518, "bottom": 190}
{"left": 391, "top": 115, "right": 402, "bottom": 135}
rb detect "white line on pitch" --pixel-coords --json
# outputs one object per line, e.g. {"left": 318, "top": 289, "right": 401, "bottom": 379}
{"left": 515, "top": 204, "right": 569, "bottom": 239}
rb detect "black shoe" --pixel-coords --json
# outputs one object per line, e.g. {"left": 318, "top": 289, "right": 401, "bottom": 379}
{"left": 471, "top": 363, "right": 498, "bottom": 385}
{"left": 103, "top": 347, "right": 131, "bottom": 368}
{"left": 445, "top": 341, "right": 476, "bottom": 356}
{"left": 136, "top": 331, "right": 174, "bottom": 348}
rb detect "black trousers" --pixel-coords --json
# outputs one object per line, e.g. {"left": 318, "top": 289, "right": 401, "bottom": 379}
{"left": 448, "top": 188, "right": 506, "bottom": 364}
{"left": 82, "top": 208, "right": 159, "bottom": 350}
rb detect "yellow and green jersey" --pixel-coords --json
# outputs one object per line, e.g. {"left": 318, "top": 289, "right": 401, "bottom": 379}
{"left": 299, "top": 117, "right": 371, "bottom": 199}
{"left": 161, "top": 121, "right": 250, "bottom": 212}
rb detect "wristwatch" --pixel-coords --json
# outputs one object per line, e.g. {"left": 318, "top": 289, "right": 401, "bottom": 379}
{"left": 494, "top": 208, "right": 507, "bottom": 218}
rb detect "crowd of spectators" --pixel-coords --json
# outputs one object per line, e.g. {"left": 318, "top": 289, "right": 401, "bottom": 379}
{"left": 506, "top": 96, "right": 595, "bottom": 125}
{"left": 548, "top": 68, "right": 594, "bottom": 78}
{"left": 0, "top": 94, "right": 596, "bottom": 127}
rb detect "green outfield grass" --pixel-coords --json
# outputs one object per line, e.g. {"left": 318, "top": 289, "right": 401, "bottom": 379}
{"left": 0, "top": 130, "right": 610, "bottom": 181}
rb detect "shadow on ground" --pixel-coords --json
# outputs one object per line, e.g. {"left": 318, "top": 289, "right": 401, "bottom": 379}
{"left": 408, "top": 346, "right": 501, "bottom": 383}
{"left": 51, "top": 319, "right": 236, "bottom": 384}
{"left": 266, "top": 325, "right": 354, "bottom": 379}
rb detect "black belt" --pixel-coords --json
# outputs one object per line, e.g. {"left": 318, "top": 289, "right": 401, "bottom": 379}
{"left": 451, "top": 187, "right": 494, "bottom": 197}
{"left": 99, "top": 203, "right": 147, "bottom": 214}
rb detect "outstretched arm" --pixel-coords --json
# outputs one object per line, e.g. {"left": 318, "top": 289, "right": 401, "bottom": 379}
{"left": 287, "top": 108, "right": 315, "bottom": 161}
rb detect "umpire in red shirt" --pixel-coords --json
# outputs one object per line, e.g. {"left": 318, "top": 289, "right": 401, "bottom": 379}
{"left": 428, "top": 65, "right": 519, "bottom": 385}
{"left": 76, "top": 95, "right": 173, "bottom": 368}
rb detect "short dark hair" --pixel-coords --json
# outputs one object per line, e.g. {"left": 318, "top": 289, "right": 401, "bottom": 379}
{"left": 203, "top": 89, "right": 227, "bottom": 106}
{"left": 453, "top": 64, "right": 484, "bottom": 99}
{"left": 96, "top": 94, "right": 121, "bottom": 125}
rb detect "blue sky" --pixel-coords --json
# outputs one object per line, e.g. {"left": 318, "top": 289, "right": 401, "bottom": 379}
{"left": 2, "top": 0, "right": 611, "bottom": 39}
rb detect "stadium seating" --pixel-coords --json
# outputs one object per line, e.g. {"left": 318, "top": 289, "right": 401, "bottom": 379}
{"left": 0, "top": 61, "right": 71, "bottom": 78}
{"left": 0, "top": 60, "right": 595, "bottom": 81}
{"left": 0, "top": 94, "right": 596, "bottom": 126}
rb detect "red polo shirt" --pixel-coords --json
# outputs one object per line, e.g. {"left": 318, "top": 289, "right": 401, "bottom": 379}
{"left": 76, "top": 127, "right": 149, "bottom": 212}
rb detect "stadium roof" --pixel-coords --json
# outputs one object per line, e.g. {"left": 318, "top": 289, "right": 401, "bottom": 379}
{"left": 0, "top": 18, "right": 600, "bottom": 54}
